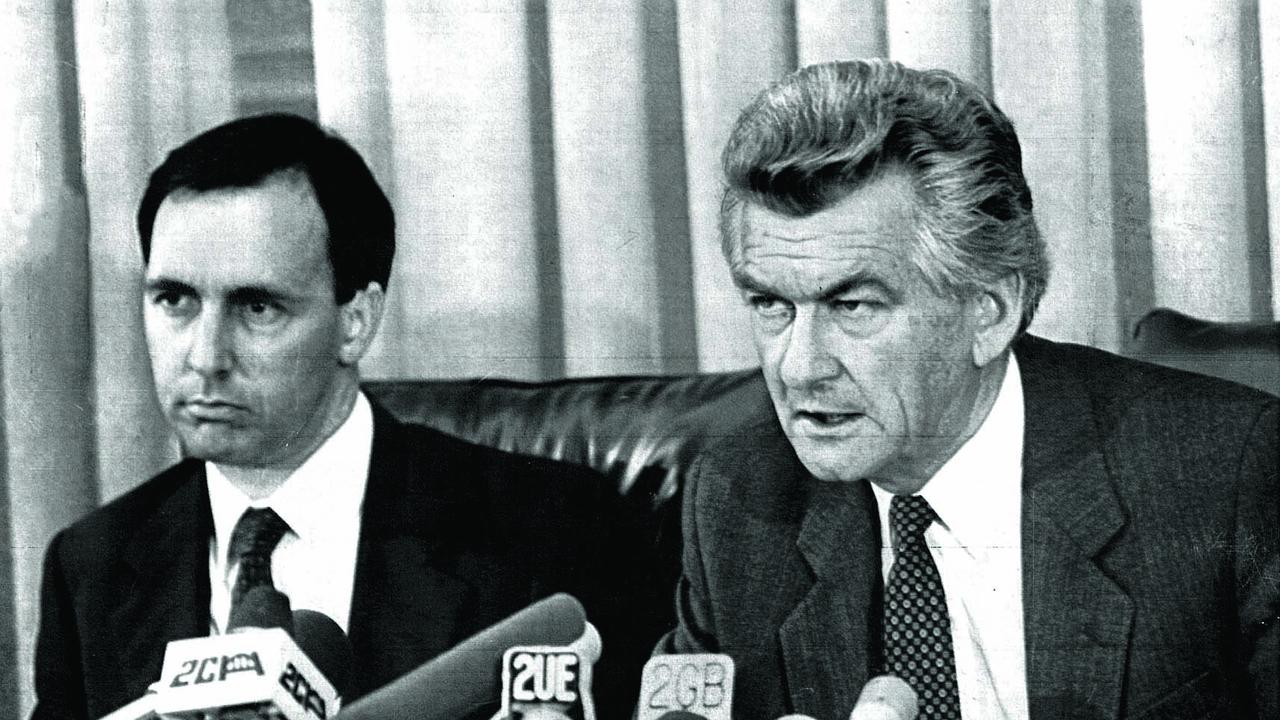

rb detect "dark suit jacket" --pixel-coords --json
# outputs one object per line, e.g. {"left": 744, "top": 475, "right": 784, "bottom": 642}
{"left": 664, "top": 335, "right": 1280, "bottom": 720}
{"left": 33, "top": 403, "right": 656, "bottom": 720}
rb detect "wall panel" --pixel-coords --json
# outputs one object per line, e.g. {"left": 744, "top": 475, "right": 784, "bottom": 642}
{"left": 992, "top": 0, "right": 1120, "bottom": 348}
{"left": 886, "top": 0, "right": 990, "bottom": 89}
{"left": 1142, "top": 0, "right": 1262, "bottom": 321}
{"left": 547, "top": 0, "right": 695, "bottom": 376}
{"left": 383, "top": 1, "right": 547, "bottom": 379}
{"left": 796, "top": 0, "right": 886, "bottom": 65}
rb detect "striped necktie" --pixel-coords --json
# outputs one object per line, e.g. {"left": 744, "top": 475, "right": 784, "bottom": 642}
{"left": 228, "top": 507, "right": 290, "bottom": 608}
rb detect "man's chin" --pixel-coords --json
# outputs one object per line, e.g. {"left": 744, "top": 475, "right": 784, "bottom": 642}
{"left": 783, "top": 430, "right": 885, "bottom": 481}
{"left": 790, "top": 443, "right": 878, "bottom": 483}
{"left": 176, "top": 432, "right": 263, "bottom": 467}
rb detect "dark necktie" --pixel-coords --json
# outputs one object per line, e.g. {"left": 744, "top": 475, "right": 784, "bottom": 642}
{"left": 228, "top": 507, "right": 290, "bottom": 608}
{"left": 883, "top": 495, "right": 961, "bottom": 720}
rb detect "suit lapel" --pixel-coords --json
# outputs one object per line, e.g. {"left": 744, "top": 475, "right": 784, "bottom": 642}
{"left": 112, "top": 460, "right": 211, "bottom": 695}
{"left": 781, "top": 475, "right": 881, "bottom": 717}
{"left": 1018, "top": 338, "right": 1133, "bottom": 720}
{"left": 347, "top": 407, "right": 475, "bottom": 697}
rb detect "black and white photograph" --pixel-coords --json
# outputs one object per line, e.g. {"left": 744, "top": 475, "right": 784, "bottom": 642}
{"left": 1, "top": 1, "right": 1277, "bottom": 719}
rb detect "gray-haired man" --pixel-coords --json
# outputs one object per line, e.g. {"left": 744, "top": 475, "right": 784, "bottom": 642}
{"left": 662, "top": 60, "right": 1278, "bottom": 720}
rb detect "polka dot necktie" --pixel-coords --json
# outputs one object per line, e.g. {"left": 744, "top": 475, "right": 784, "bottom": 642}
{"left": 228, "top": 507, "right": 290, "bottom": 608}
{"left": 883, "top": 495, "right": 960, "bottom": 720}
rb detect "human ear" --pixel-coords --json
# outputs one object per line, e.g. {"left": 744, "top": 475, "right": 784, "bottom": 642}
{"left": 971, "top": 273, "right": 1024, "bottom": 368}
{"left": 337, "top": 282, "right": 385, "bottom": 366}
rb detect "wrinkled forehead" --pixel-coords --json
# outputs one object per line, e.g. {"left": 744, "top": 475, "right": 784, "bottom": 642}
{"left": 727, "top": 176, "right": 920, "bottom": 297}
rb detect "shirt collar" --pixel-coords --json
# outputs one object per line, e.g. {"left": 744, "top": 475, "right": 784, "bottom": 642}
{"left": 871, "top": 353, "right": 1025, "bottom": 553}
{"left": 208, "top": 392, "right": 375, "bottom": 562}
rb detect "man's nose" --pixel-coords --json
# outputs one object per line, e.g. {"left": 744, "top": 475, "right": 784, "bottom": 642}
{"left": 187, "top": 309, "right": 234, "bottom": 376}
{"left": 777, "top": 308, "right": 841, "bottom": 389}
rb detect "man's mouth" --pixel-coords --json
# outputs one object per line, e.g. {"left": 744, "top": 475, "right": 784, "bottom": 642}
{"left": 793, "top": 409, "right": 863, "bottom": 428}
{"left": 179, "top": 397, "right": 248, "bottom": 422}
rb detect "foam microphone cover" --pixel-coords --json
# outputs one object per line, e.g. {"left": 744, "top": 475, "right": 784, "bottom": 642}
{"left": 293, "top": 609, "right": 355, "bottom": 699}
{"left": 227, "top": 586, "right": 294, "bottom": 635}
{"left": 337, "top": 593, "right": 587, "bottom": 720}
{"left": 848, "top": 676, "right": 918, "bottom": 720}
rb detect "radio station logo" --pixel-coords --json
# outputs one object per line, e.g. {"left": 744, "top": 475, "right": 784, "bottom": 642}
{"left": 168, "top": 651, "right": 265, "bottom": 687}
{"left": 637, "top": 654, "right": 734, "bottom": 720}
{"left": 497, "top": 646, "right": 588, "bottom": 720}
{"left": 279, "top": 661, "right": 329, "bottom": 719}
{"left": 166, "top": 651, "right": 328, "bottom": 719}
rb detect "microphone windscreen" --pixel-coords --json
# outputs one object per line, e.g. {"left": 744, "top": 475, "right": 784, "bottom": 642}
{"left": 293, "top": 609, "right": 355, "bottom": 699}
{"left": 655, "top": 712, "right": 709, "bottom": 720}
{"left": 337, "top": 593, "right": 587, "bottom": 720}
{"left": 227, "top": 586, "right": 294, "bottom": 635}
{"left": 572, "top": 620, "right": 603, "bottom": 665}
{"left": 848, "top": 675, "right": 918, "bottom": 720}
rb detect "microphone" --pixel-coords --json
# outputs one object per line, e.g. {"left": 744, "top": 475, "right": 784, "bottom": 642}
{"left": 847, "top": 676, "right": 917, "bottom": 720}
{"left": 227, "top": 585, "right": 294, "bottom": 634}
{"left": 294, "top": 609, "right": 355, "bottom": 700}
{"left": 150, "top": 587, "right": 342, "bottom": 719}
{"left": 775, "top": 716, "right": 819, "bottom": 719}
{"left": 336, "top": 593, "right": 589, "bottom": 720}
{"left": 96, "top": 587, "right": 299, "bottom": 720}
{"left": 636, "top": 654, "right": 734, "bottom": 720}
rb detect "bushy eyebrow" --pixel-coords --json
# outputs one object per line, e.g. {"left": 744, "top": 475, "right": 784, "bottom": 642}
{"left": 730, "top": 271, "right": 775, "bottom": 296}
{"left": 143, "top": 278, "right": 298, "bottom": 305}
{"left": 143, "top": 278, "right": 195, "bottom": 296}
{"left": 817, "top": 276, "right": 901, "bottom": 304}
{"left": 227, "top": 286, "right": 295, "bottom": 306}
{"left": 732, "top": 268, "right": 901, "bottom": 303}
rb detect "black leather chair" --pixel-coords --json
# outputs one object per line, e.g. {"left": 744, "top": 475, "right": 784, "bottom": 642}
{"left": 362, "top": 370, "right": 772, "bottom": 714}
{"left": 361, "top": 308, "right": 1277, "bottom": 713}
{"left": 1129, "top": 307, "right": 1280, "bottom": 397}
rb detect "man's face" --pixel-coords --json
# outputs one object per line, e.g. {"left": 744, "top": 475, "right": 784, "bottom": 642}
{"left": 732, "top": 172, "right": 989, "bottom": 489}
{"left": 144, "top": 176, "right": 350, "bottom": 469}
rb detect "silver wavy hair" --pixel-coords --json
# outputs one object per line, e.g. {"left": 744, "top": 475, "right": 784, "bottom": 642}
{"left": 720, "top": 59, "right": 1049, "bottom": 331}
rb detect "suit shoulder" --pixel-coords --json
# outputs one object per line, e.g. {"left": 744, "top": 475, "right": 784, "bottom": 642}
{"left": 688, "top": 416, "right": 813, "bottom": 527}
{"left": 1020, "top": 336, "right": 1277, "bottom": 492}
{"left": 1019, "top": 335, "right": 1277, "bottom": 415}
{"left": 51, "top": 460, "right": 200, "bottom": 564}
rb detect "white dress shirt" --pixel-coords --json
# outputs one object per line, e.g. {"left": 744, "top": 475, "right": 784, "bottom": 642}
{"left": 870, "top": 355, "right": 1029, "bottom": 720}
{"left": 207, "top": 392, "right": 374, "bottom": 635}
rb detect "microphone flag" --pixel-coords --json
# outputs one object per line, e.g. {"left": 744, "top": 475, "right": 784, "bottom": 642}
{"left": 636, "top": 654, "right": 734, "bottom": 720}
{"left": 495, "top": 644, "right": 594, "bottom": 720}
{"left": 150, "top": 627, "right": 340, "bottom": 720}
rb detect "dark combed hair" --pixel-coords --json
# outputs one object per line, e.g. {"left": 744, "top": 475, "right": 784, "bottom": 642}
{"left": 720, "top": 59, "right": 1049, "bottom": 330}
{"left": 137, "top": 113, "right": 395, "bottom": 303}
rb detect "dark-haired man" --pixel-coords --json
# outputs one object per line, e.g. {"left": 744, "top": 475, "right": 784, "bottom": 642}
{"left": 662, "top": 60, "right": 1279, "bottom": 719}
{"left": 32, "top": 114, "right": 630, "bottom": 720}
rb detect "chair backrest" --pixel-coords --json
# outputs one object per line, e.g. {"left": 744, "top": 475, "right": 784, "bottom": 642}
{"left": 362, "top": 370, "right": 772, "bottom": 715}
{"left": 365, "top": 369, "right": 772, "bottom": 506}
{"left": 1129, "top": 308, "right": 1279, "bottom": 397}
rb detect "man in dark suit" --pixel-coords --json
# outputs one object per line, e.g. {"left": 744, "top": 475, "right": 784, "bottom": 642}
{"left": 32, "top": 114, "right": 639, "bottom": 720}
{"left": 662, "top": 60, "right": 1279, "bottom": 719}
